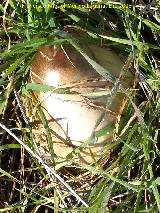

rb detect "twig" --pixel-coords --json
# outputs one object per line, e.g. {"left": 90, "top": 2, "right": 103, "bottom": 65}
{"left": 14, "top": 88, "right": 30, "bottom": 127}
{"left": 0, "top": 122, "right": 89, "bottom": 207}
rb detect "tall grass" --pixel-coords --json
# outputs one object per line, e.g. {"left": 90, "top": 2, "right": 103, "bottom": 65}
{"left": 0, "top": 0, "right": 160, "bottom": 212}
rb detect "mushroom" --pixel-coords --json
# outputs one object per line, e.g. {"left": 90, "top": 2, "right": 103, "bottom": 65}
{"left": 29, "top": 43, "right": 134, "bottom": 164}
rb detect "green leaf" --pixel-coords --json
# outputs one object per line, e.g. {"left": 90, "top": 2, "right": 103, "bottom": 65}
{"left": 0, "top": 144, "right": 21, "bottom": 151}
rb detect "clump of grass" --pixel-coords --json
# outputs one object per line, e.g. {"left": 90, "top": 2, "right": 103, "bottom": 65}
{"left": 0, "top": 0, "right": 160, "bottom": 212}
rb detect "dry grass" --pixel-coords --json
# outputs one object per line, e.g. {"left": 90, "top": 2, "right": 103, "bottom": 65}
{"left": 0, "top": 0, "right": 160, "bottom": 212}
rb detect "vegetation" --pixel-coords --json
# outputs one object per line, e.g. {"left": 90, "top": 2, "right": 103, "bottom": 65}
{"left": 0, "top": 0, "right": 160, "bottom": 212}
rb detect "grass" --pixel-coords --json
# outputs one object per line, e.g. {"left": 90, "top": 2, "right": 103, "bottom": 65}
{"left": 0, "top": 0, "right": 160, "bottom": 212}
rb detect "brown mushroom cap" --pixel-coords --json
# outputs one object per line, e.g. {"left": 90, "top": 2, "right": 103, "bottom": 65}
{"left": 29, "top": 44, "right": 134, "bottom": 164}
